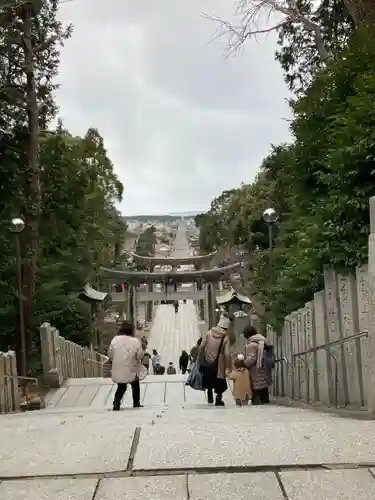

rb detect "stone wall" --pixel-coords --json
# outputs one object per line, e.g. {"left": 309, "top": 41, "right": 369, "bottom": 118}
{"left": 0, "top": 351, "right": 20, "bottom": 413}
{"left": 269, "top": 265, "right": 369, "bottom": 409}
{"left": 40, "top": 323, "right": 108, "bottom": 388}
{"left": 267, "top": 196, "right": 375, "bottom": 411}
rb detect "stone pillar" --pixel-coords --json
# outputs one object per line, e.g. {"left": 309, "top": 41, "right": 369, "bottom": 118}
{"left": 324, "top": 267, "right": 348, "bottom": 406}
{"left": 197, "top": 280, "right": 205, "bottom": 320}
{"left": 366, "top": 196, "right": 375, "bottom": 412}
{"left": 147, "top": 265, "right": 153, "bottom": 322}
{"left": 40, "top": 323, "right": 63, "bottom": 388}
{"left": 206, "top": 282, "right": 217, "bottom": 329}
{"left": 205, "top": 283, "right": 212, "bottom": 328}
{"left": 210, "top": 282, "right": 217, "bottom": 328}
{"left": 337, "top": 272, "right": 363, "bottom": 407}
{"left": 313, "top": 290, "right": 331, "bottom": 405}
{"left": 126, "top": 285, "right": 136, "bottom": 327}
{"left": 133, "top": 286, "right": 137, "bottom": 327}
{"left": 356, "top": 264, "right": 369, "bottom": 408}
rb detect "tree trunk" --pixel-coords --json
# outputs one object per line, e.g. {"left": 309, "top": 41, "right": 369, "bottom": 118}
{"left": 21, "top": 3, "right": 41, "bottom": 376}
{"left": 343, "top": 0, "right": 375, "bottom": 26}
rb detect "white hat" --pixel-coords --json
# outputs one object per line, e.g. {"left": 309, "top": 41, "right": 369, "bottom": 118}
{"left": 218, "top": 315, "right": 231, "bottom": 330}
{"left": 237, "top": 354, "right": 244, "bottom": 361}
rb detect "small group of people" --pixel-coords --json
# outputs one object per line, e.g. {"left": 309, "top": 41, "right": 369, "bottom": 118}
{"left": 106, "top": 312, "right": 274, "bottom": 411}
{"left": 188, "top": 315, "right": 274, "bottom": 407}
{"left": 140, "top": 337, "right": 165, "bottom": 375}
{"left": 165, "top": 349, "right": 191, "bottom": 375}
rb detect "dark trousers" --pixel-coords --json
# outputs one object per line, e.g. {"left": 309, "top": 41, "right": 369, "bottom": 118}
{"left": 252, "top": 388, "right": 270, "bottom": 405}
{"left": 235, "top": 396, "right": 249, "bottom": 407}
{"left": 113, "top": 380, "right": 140, "bottom": 409}
{"left": 207, "top": 378, "right": 227, "bottom": 403}
{"left": 180, "top": 364, "right": 188, "bottom": 374}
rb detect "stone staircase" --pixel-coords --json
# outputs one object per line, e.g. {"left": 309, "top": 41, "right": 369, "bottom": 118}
{"left": 43, "top": 374, "right": 235, "bottom": 414}
{"left": 3, "top": 224, "right": 375, "bottom": 498}
{"left": 2, "top": 376, "right": 375, "bottom": 499}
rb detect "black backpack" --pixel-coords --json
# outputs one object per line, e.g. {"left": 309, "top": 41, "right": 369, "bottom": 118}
{"left": 262, "top": 344, "right": 276, "bottom": 369}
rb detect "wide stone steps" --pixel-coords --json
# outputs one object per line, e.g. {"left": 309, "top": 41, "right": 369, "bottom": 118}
{"left": 44, "top": 375, "right": 235, "bottom": 413}
{"left": 147, "top": 301, "right": 202, "bottom": 366}
{"left": 2, "top": 396, "right": 375, "bottom": 499}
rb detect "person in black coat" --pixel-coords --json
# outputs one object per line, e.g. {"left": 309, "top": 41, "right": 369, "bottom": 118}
{"left": 179, "top": 350, "right": 189, "bottom": 374}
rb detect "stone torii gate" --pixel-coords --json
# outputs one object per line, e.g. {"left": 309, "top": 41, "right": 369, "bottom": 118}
{"left": 100, "top": 261, "right": 241, "bottom": 330}
{"left": 131, "top": 251, "right": 217, "bottom": 321}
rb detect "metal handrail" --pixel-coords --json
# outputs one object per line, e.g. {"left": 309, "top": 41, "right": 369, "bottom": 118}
{"left": 292, "top": 330, "right": 368, "bottom": 357}
{"left": 0, "top": 374, "right": 38, "bottom": 383}
{"left": 0, "top": 374, "right": 44, "bottom": 412}
{"left": 291, "top": 332, "right": 368, "bottom": 408}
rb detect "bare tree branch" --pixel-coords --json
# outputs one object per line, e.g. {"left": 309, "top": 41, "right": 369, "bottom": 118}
{"left": 204, "top": 0, "right": 330, "bottom": 61}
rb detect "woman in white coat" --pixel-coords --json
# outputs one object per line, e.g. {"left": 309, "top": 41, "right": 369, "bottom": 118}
{"left": 108, "top": 321, "right": 144, "bottom": 410}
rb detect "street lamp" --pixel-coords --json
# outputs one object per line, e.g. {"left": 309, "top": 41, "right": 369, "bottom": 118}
{"left": 10, "top": 217, "right": 27, "bottom": 378}
{"left": 263, "top": 208, "right": 279, "bottom": 314}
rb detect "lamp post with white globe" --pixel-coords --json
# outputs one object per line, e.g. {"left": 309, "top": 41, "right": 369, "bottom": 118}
{"left": 263, "top": 208, "right": 279, "bottom": 313}
{"left": 10, "top": 217, "right": 27, "bottom": 377}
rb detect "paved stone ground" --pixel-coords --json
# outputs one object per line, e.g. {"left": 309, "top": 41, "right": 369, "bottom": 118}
{"left": 148, "top": 302, "right": 200, "bottom": 367}
{"left": 171, "top": 224, "right": 192, "bottom": 258}
{"left": 2, "top": 226, "right": 375, "bottom": 497}
{"left": 1, "top": 399, "right": 375, "bottom": 498}
{"left": 147, "top": 222, "right": 201, "bottom": 366}
{"left": 42, "top": 373, "right": 231, "bottom": 411}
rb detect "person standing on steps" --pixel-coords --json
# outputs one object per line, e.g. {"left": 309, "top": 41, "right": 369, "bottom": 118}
{"left": 108, "top": 321, "right": 145, "bottom": 410}
{"left": 226, "top": 354, "right": 252, "bottom": 407}
{"left": 152, "top": 349, "right": 161, "bottom": 374}
{"left": 179, "top": 350, "right": 189, "bottom": 374}
{"left": 167, "top": 362, "right": 177, "bottom": 374}
{"left": 142, "top": 350, "right": 151, "bottom": 372}
{"left": 243, "top": 325, "right": 273, "bottom": 405}
{"left": 198, "top": 315, "right": 232, "bottom": 406}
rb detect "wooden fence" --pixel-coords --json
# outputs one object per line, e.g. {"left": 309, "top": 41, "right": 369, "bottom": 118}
{"left": 0, "top": 351, "right": 20, "bottom": 414}
{"left": 40, "top": 323, "right": 108, "bottom": 388}
{"left": 269, "top": 265, "right": 369, "bottom": 409}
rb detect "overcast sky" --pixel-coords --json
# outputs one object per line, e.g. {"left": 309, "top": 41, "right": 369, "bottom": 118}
{"left": 57, "top": 0, "right": 291, "bottom": 216}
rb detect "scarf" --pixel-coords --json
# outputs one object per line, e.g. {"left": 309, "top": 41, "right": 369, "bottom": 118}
{"left": 249, "top": 333, "right": 267, "bottom": 369}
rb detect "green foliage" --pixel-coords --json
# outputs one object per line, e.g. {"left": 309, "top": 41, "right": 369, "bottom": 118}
{"left": 134, "top": 226, "right": 157, "bottom": 270}
{"left": 200, "top": 25, "right": 375, "bottom": 329}
{"left": 0, "top": 123, "right": 127, "bottom": 353}
{"left": 0, "top": 1, "right": 127, "bottom": 364}
{"left": 276, "top": 0, "right": 354, "bottom": 94}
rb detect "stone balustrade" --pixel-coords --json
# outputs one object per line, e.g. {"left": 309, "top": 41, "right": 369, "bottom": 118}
{"left": 268, "top": 196, "right": 375, "bottom": 412}
{"left": 40, "top": 323, "right": 108, "bottom": 388}
{"left": 0, "top": 351, "right": 20, "bottom": 414}
{"left": 269, "top": 264, "right": 370, "bottom": 409}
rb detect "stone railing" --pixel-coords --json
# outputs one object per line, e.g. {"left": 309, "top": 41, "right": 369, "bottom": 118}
{"left": 269, "top": 264, "right": 369, "bottom": 409}
{"left": 265, "top": 196, "right": 375, "bottom": 414}
{"left": 40, "top": 323, "right": 108, "bottom": 388}
{"left": 0, "top": 351, "right": 20, "bottom": 414}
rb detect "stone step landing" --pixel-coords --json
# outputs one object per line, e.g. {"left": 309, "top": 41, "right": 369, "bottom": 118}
{"left": 44, "top": 375, "right": 235, "bottom": 411}
{"left": 2, "top": 392, "right": 375, "bottom": 498}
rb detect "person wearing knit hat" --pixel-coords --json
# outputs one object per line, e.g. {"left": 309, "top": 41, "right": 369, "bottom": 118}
{"left": 198, "top": 314, "right": 232, "bottom": 406}
{"left": 217, "top": 315, "right": 231, "bottom": 330}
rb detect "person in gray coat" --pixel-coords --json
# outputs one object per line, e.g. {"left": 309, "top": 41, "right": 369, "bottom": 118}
{"left": 243, "top": 325, "right": 272, "bottom": 405}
